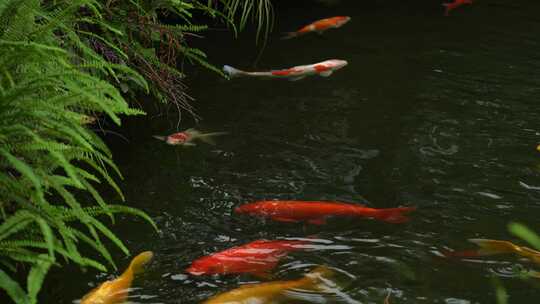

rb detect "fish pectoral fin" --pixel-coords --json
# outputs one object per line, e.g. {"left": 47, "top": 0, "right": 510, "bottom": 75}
{"left": 182, "top": 142, "right": 197, "bottom": 147}
{"left": 307, "top": 218, "right": 327, "bottom": 225}
{"left": 319, "top": 70, "right": 333, "bottom": 77}
{"left": 272, "top": 216, "right": 300, "bottom": 223}
{"left": 288, "top": 76, "right": 306, "bottom": 81}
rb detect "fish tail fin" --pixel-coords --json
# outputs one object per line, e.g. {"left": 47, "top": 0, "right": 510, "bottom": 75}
{"left": 127, "top": 251, "right": 153, "bottom": 275}
{"left": 467, "top": 239, "right": 517, "bottom": 256}
{"left": 223, "top": 65, "right": 244, "bottom": 78}
{"left": 187, "top": 129, "right": 228, "bottom": 145}
{"left": 300, "top": 265, "right": 335, "bottom": 290}
{"left": 152, "top": 135, "right": 167, "bottom": 142}
{"left": 372, "top": 207, "right": 417, "bottom": 223}
{"left": 280, "top": 32, "right": 299, "bottom": 40}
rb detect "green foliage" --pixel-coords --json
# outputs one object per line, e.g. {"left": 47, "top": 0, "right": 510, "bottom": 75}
{"left": 508, "top": 222, "right": 540, "bottom": 251}
{"left": 208, "top": 0, "right": 274, "bottom": 43}
{"left": 80, "top": 0, "right": 274, "bottom": 119}
{"left": 0, "top": 1, "right": 156, "bottom": 303}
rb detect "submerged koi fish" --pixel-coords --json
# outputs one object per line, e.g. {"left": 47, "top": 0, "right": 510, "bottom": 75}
{"left": 235, "top": 201, "right": 416, "bottom": 225}
{"left": 444, "top": 239, "right": 540, "bottom": 264}
{"left": 186, "top": 239, "right": 310, "bottom": 277}
{"left": 223, "top": 59, "right": 348, "bottom": 81}
{"left": 203, "top": 265, "right": 334, "bottom": 304}
{"left": 442, "top": 0, "right": 473, "bottom": 16}
{"left": 282, "top": 16, "right": 351, "bottom": 39}
{"left": 80, "top": 251, "right": 153, "bottom": 304}
{"left": 153, "top": 128, "right": 227, "bottom": 146}
{"left": 384, "top": 291, "right": 391, "bottom": 304}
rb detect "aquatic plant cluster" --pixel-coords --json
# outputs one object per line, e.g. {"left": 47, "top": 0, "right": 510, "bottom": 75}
{"left": 0, "top": 0, "right": 272, "bottom": 303}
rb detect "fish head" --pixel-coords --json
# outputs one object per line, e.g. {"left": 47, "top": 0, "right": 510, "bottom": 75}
{"left": 186, "top": 256, "right": 224, "bottom": 275}
{"left": 336, "top": 16, "right": 351, "bottom": 27}
{"left": 324, "top": 59, "right": 348, "bottom": 71}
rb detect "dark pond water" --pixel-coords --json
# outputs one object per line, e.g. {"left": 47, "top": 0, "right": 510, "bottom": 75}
{"left": 46, "top": 0, "right": 540, "bottom": 303}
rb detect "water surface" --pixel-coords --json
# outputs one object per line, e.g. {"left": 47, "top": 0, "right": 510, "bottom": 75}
{"left": 46, "top": 1, "right": 540, "bottom": 303}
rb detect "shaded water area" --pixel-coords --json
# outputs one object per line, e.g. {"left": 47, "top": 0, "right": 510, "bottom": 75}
{"left": 46, "top": 0, "right": 540, "bottom": 303}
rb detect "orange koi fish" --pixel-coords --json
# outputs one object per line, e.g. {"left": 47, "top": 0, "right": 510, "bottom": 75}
{"left": 223, "top": 59, "right": 348, "bottom": 81}
{"left": 444, "top": 239, "right": 540, "bottom": 264}
{"left": 235, "top": 201, "right": 416, "bottom": 225}
{"left": 186, "top": 239, "right": 310, "bottom": 278}
{"left": 443, "top": 0, "right": 473, "bottom": 16}
{"left": 203, "top": 265, "right": 334, "bottom": 304}
{"left": 80, "top": 251, "right": 153, "bottom": 304}
{"left": 153, "top": 128, "right": 227, "bottom": 146}
{"left": 282, "top": 16, "right": 351, "bottom": 39}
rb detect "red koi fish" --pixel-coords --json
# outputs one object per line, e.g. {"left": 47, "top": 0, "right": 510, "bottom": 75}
{"left": 235, "top": 201, "right": 416, "bottom": 225}
{"left": 153, "top": 128, "right": 227, "bottom": 146}
{"left": 186, "top": 239, "right": 310, "bottom": 277}
{"left": 223, "top": 59, "right": 348, "bottom": 81}
{"left": 442, "top": 0, "right": 473, "bottom": 16}
{"left": 282, "top": 16, "right": 351, "bottom": 39}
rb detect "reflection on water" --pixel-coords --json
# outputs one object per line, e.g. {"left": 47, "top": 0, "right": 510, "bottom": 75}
{"left": 41, "top": 0, "right": 540, "bottom": 303}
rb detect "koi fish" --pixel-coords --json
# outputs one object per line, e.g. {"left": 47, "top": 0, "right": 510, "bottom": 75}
{"left": 384, "top": 291, "right": 391, "bottom": 304}
{"left": 444, "top": 239, "right": 540, "bottom": 264}
{"left": 203, "top": 265, "right": 335, "bottom": 304}
{"left": 536, "top": 144, "right": 540, "bottom": 152}
{"left": 80, "top": 251, "right": 153, "bottom": 304}
{"left": 282, "top": 16, "right": 351, "bottom": 39}
{"left": 186, "top": 239, "right": 310, "bottom": 278}
{"left": 442, "top": 0, "right": 473, "bottom": 16}
{"left": 235, "top": 201, "right": 416, "bottom": 225}
{"left": 153, "top": 128, "right": 227, "bottom": 146}
{"left": 223, "top": 59, "right": 348, "bottom": 81}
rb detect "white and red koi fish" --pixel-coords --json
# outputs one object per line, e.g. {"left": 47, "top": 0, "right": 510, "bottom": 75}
{"left": 282, "top": 16, "right": 351, "bottom": 39}
{"left": 153, "top": 128, "right": 227, "bottom": 146}
{"left": 443, "top": 0, "right": 473, "bottom": 16}
{"left": 223, "top": 59, "right": 348, "bottom": 81}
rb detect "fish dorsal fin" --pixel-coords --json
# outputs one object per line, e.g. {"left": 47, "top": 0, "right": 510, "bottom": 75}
{"left": 467, "top": 239, "right": 517, "bottom": 255}
{"left": 319, "top": 70, "right": 333, "bottom": 77}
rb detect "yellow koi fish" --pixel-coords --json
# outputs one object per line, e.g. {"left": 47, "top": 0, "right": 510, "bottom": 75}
{"left": 80, "top": 251, "right": 153, "bottom": 304}
{"left": 203, "top": 266, "right": 334, "bottom": 304}
{"left": 446, "top": 239, "right": 540, "bottom": 264}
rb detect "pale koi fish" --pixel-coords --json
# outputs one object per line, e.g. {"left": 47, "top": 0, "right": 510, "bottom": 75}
{"left": 444, "top": 239, "right": 540, "bottom": 264}
{"left": 153, "top": 128, "right": 227, "bottom": 146}
{"left": 203, "top": 265, "right": 335, "bottom": 304}
{"left": 80, "top": 251, "right": 153, "bottom": 304}
{"left": 223, "top": 59, "right": 348, "bottom": 81}
{"left": 282, "top": 16, "right": 351, "bottom": 39}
